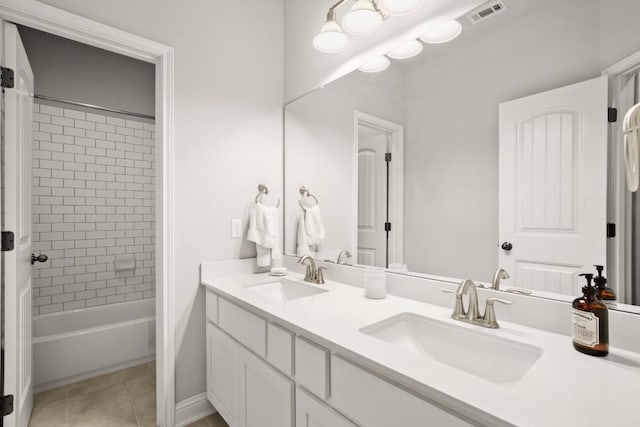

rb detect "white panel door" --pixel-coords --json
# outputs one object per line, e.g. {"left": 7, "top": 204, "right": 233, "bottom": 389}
{"left": 3, "top": 22, "right": 34, "bottom": 427}
{"left": 357, "top": 132, "right": 387, "bottom": 267}
{"left": 499, "top": 77, "right": 608, "bottom": 295}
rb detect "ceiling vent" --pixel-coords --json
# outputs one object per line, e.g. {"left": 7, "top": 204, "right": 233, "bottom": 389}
{"left": 465, "top": 1, "right": 508, "bottom": 24}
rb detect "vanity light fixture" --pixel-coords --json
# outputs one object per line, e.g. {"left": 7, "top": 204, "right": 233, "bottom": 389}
{"left": 420, "top": 20, "right": 463, "bottom": 44}
{"left": 358, "top": 56, "right": 391, "bottom": 73}
{"left": 378, "top": 0, "right": 424, "bottom": 16}
{"left": 342, "top": 0, "right": 384, "bottom": 36}
{"left": 387, "top": 39, "right": 423, "bottom": 59}
{"left": 313, "top": 10, "right": 350, "bottom": 53}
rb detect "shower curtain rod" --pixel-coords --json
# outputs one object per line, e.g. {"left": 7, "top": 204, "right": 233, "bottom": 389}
{"left": 34, "top": 94, "right": 155, "bottom": 120}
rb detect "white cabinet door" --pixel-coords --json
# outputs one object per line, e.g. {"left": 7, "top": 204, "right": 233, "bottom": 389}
{"left": 296, "top": 387, "right": 356, "bottom": 427}
{"left": 241, "top": 349, "right": 294, "bottom": 427}
{"left": 207, "top": 323, "right": 240, "bottom": 426}
{"left": 207, "top": 321, "right": 294, "bottom": 427}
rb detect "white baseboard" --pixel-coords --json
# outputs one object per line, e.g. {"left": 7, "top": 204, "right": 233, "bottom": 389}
{"left": 175, "top": 393, "right": 216, "bottom": 427}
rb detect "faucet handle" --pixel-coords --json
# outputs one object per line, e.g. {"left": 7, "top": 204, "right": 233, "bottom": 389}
{"left": 316, "top": 266, "right": 326, "bottom": 284}
{"left": 483, "top": 298, "right": 514, "bottom": 329}
{"left": 441, "top": 288, "right": 466, "bottom": 318}
{"left": 486, "top": 298, "right": 514, "bottom": 305}
{"left": 504, "top": 287, "right": 532, "bottom": 295}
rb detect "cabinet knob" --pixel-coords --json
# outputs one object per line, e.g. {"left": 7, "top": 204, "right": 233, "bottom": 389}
{"left": 501, "top": 242, "right": 513, "bottom": 251}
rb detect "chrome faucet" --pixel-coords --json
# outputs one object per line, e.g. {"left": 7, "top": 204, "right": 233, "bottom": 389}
{"left": 491, "top": 268, "right": 532, "bottom": 295}
{"left": 336, "top": 250, "right": 352, "bottom": 265}
{"left": 492, "top": 268, "right": 510, "bottom": 289}
{"left": 443, "top": 278, "right": 514, "bottom": 329}
{"left": 298, "top": 256, "right": 325, "bottom": 284}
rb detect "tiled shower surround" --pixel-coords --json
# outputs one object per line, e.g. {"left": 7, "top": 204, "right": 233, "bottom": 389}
{"left": 31, "top": 103, "right": 155, "bottom": 315}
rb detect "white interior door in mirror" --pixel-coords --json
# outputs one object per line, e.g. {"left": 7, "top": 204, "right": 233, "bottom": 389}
{"left": 499, "top": 76, "right": 608, "bottom": 296}
{"left": 357, "top": 128, "right": 388, "bottom": 267}
{"left": 4, "top": 21, "right": 35, "bottom": 427}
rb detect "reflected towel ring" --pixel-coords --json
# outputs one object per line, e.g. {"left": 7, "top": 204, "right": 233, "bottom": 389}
{"left": 255, "top": 183, "right": 280, "bottom": 207}
{"left": 299, "top": 186, "right": 319, "bottom": 210}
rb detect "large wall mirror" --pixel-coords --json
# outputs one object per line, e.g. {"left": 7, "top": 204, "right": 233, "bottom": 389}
{"left": 284, "top": 0, "right": 640, "bottom": 313}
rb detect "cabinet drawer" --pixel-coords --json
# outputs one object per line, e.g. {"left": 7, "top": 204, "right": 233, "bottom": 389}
{"left": 205, "top": 290, "right": 218, "bottom": 324}
{"left": 295, "top": 336, "right": 330, "bottom": 399}
{"left": 296, "top": 387, "right": 356, "bottom": 427}
{"left": 218, "top": 298, "right": 266, "bottom": 357}
{"left": 330, "top": 356, "right": 471, "bottom": 427}
{"left": 267, "top": 323, "right": 294, "bottom": 376}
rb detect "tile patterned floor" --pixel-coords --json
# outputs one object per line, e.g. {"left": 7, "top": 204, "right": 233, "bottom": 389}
{"left": 30, "top": 362, "right": 156, "bottom": 427}
{"left": 30, "top": 361, "right": 227, "bottom": 427}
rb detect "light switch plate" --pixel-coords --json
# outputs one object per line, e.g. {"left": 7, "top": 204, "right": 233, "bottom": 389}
{"left": 231, "top": 219, "right": 242, "bottom": 238}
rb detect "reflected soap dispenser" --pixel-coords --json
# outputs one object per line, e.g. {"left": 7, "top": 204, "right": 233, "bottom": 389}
{"left": 572, "top": 273, "right": 609, "bottom": 357}
{"left": 594, "top": 265, "right": 616, "bottom": 301}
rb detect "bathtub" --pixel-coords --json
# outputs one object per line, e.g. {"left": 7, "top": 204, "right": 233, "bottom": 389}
{"left": 33, "top": 298, "right": 155, "bottom": 391}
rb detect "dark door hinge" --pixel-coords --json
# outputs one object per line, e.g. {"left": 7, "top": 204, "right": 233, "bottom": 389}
{"left": 607, "top": 223, "right": 616, "bottom": 238}
{"left": 0, "top": 67, "right": 14, "bottom": 89}
{"left": 384, "top": 222, "right": 392, "bottom": 232}
{"left": 608, "top": 107, "right": 618, "bottom": 123}
{"left": 385, "top": 152, "right": 392, "bottom": 162}
{"left": 1, "top": 231, "right": 15, "bottom": 251}
{"left": 1, "top": 394, "right": 14, "bottom": 417}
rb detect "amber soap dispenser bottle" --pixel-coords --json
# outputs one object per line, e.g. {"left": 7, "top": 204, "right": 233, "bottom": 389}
{"left": 572, "top": 273, "right": 609, "bottom": 357}
{"left": 594, "top": 265, "right": 616, "bottom": 301}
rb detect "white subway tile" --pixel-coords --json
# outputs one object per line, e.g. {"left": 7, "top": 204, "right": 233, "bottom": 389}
{"left": 64, "top": 300, "right": 85, "bottom": 311}
{"left": 64, "top": 127, "right": 85, "bottom": 137}
{"left": 52, "top": 116, "right": 74, "bottom": 127}
{"left": 40, "top": 105, "right": 63, "bottom": 116}
{"left": 64, "top": 109, "right": 85, "bottom": 120}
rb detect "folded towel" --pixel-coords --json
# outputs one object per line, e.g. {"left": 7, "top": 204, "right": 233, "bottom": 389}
{"left": 248, "top": 202, "right": 281, "bottom": 267}
{"left": 623, "top": 103, "right": 640, "bottom": 192}
{"left": 304, "top": 205, "right": 325, "bottom": 245}
{"left": 297, "top": 210, "right": 311, "bottom": 257}
{"left": 296, "top": 202, "right": 325, "bottom": 256}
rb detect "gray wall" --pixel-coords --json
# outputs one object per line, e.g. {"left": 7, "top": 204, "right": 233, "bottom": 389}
{"left": 18, "top": 26, "right": 155, "bottom": 117}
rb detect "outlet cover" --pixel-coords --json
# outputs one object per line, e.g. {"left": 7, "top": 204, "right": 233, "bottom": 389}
{"left": 231, "top": 219, "right": 242, "bottom": 238}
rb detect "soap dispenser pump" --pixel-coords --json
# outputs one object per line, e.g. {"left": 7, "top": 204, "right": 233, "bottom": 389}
{"left": 572, "top": 273, "right": 609, "bottom": 357}
{"left": 593, "top": 265, "right": 616, "bottom": 301}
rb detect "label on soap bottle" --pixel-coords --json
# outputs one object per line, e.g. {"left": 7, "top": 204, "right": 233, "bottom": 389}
{"left": 572, "top": 309, "right": 600, "bottom": 347}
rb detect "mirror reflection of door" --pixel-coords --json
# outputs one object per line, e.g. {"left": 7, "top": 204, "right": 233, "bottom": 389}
{"left": 499, "top": 77, "right": 608, "bottom": 296}
{"left": 357, "top": 125, "right": 389, "bottom": 267}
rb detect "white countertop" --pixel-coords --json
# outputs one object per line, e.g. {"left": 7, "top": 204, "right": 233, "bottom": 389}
{"left": 201, "top": 270, "right": 640, "bottom": 427}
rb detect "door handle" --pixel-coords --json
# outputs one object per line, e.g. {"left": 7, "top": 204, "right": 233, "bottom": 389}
{"left": 501, "top": 242, "right": 513, "bottom": 251}
{"left": 31, "top": 253, "right": 48, "bottom": 265}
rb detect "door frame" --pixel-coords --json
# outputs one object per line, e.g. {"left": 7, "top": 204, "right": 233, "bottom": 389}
{"left": 353, "top": 111, "right": 404, "bottom": 266}
{"left": 0, "top": 1, "right": 176, "bottom": 426}
{"left": 603, "top": 49, "right": 640, "bottom": 304}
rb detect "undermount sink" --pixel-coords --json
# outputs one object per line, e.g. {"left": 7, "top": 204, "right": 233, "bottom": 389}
{"left": 243, "top": 279, "right": 328, "bottom": 302}
{"left": 360, "top": 313, "right": 543, "bottom": 384}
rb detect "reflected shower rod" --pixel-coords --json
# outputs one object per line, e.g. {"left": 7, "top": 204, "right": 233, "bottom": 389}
{"left": 34, "top": 94, "right": 155, "bottom": 120}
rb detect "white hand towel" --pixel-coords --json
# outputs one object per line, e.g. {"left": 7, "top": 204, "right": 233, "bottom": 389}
{"left": 303, "top": 205, "right": 325, "bottom": 245}
{"left": 247, "top": 202, "right": 281, "bottom": 267}
{"left": 296, "top": 211, "right": 311, "bottom": 257}
{"left": 623, "top": 103, "right": 640, "bottom": 192}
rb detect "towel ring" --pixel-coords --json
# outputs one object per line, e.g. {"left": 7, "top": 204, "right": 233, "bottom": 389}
{"left": 255, "top": 184, "right": 280, "bottom": 207}
{"left": 299, "top": 186, "right": 318, "bottom": 210}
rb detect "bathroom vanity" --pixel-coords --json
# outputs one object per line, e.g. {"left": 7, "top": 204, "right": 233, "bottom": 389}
{"left": 201, "top": 262, "right": 640, "bottom": 427}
